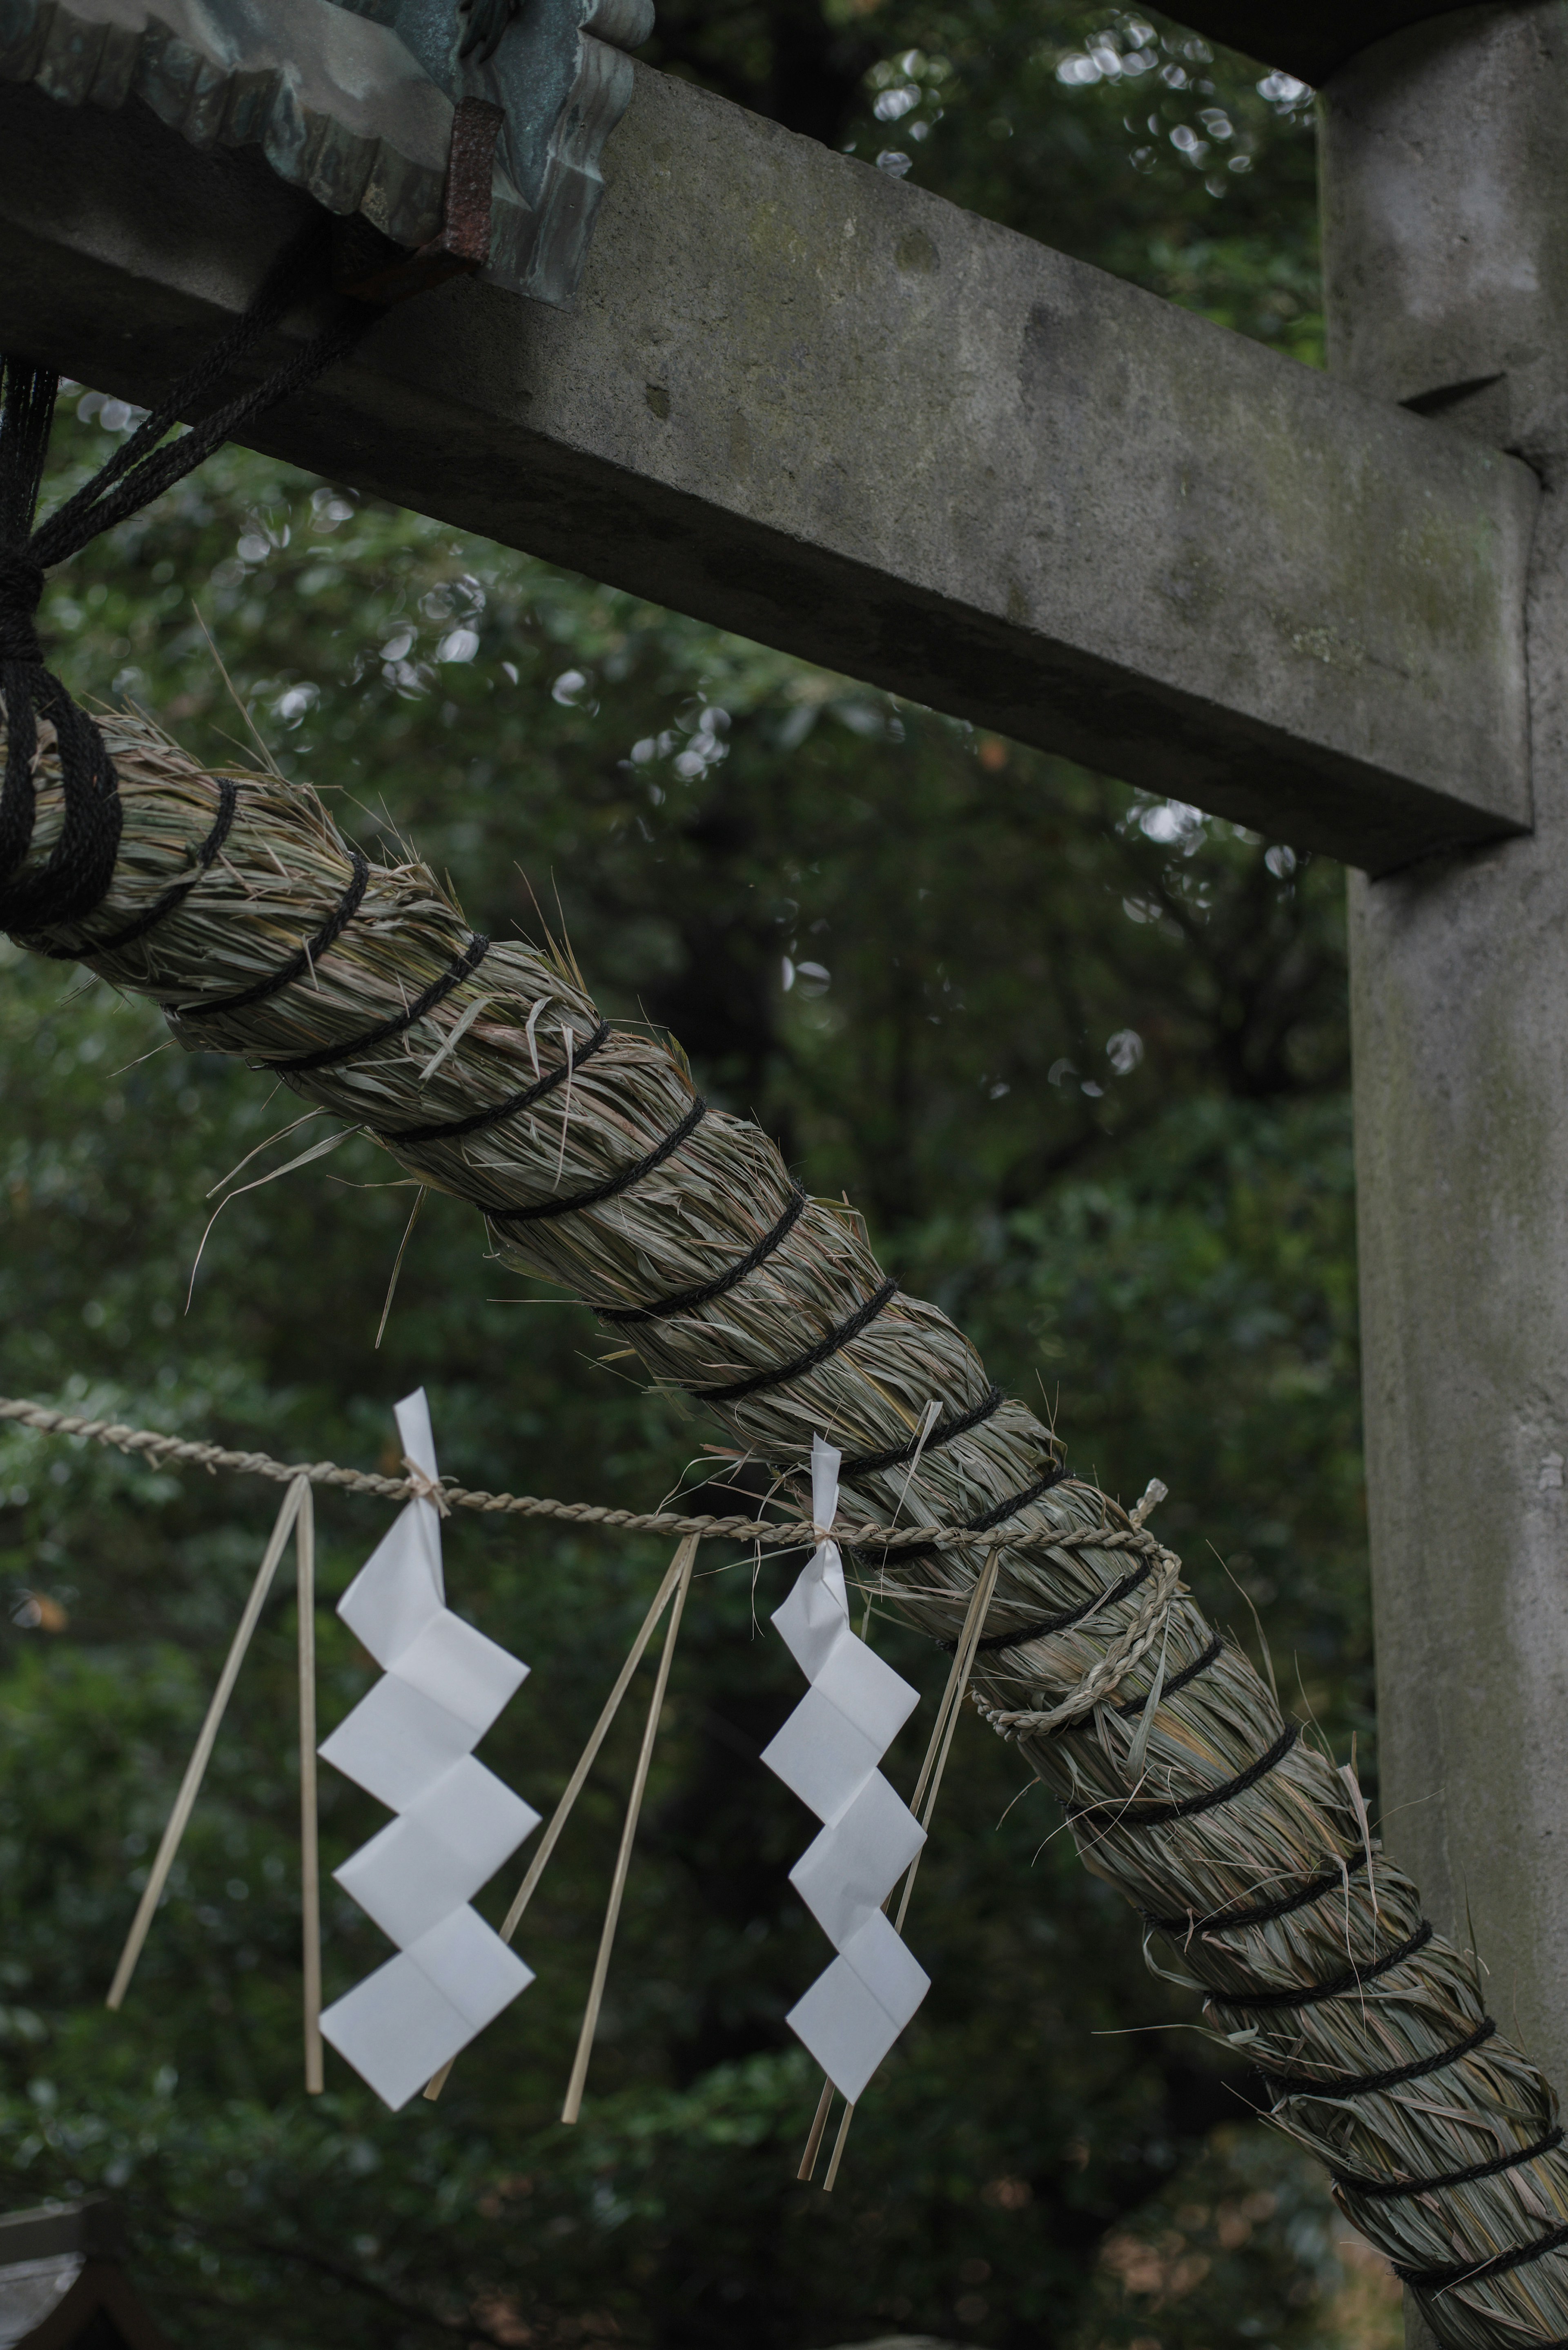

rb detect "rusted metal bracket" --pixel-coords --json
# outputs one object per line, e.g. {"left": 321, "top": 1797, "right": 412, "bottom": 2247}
{"left": 341, "top": 96, "right": 506, "bottom": 304}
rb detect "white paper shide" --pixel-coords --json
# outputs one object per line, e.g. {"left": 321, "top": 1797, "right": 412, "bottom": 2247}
{"left": 318, "top": 1389, "right": 539, "bottom": 2109}
{"left": 762, "top": 1436, "right": 930, "bottom": 2102}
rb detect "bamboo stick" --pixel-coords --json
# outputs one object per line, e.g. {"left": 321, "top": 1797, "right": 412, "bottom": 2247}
{"left": 822, "top": 2098, "right": 856, "bottom": 2192}
{"left": 797, "top": 2076, "right": 836, "bottom": 2182}
{"left": 895, "top": 1550, "right": 1001, "bottom": 1931}
{"left": 107, "top": 1475, "right": 307, "bottom": 2011}
{"left": 560, "top": 1534, "right": 698, "bottom": 2125}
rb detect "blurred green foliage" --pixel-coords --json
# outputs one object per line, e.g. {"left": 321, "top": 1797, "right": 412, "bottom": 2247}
{"left": 0, "top": 8, "right": 1391, "bottom": 2347}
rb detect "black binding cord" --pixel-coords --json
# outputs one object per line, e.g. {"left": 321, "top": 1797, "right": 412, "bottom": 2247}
{"left": 381, "top": 1017, "right": 612, "bottom": 1146}
{"left": 1395, "top": 2212, "right": 1568, "bottom": 2291}
{"left": 165, "top": 852, "right": 370, "bottom": 1021}
{"left": 0, "top": 371, "right": 122, "bottom": 937}
{"left": 268, "top": 933, "right": 490, "bottom": 1074}
{"left": 862, "top": 1461, "right": 1067, "bottom": 1592}
{"left": 840, "top": 1384, "right": 1005, "bottom": 1479}
{"left": 595, "top": 1187, "right": 808, "bottom": 1326}
{"left": 35, "top": 777, "right": 238, "bottom": 959}
{"left": 1145, "top": 1844, "right": 1369, "bottom": 1942}
{"left": 1067, "top": 1721, "right": 1300, "bottom": 1831}
{"left": 1334, "top": 2123, "right": 1564, "bottom": 2206}
{"left": 698, "top": 1273, "right": 900, "bottom": 1406}
{"left": 1115, "top": 1628, "right": 1225, "bottom": 1718}
{"left": 1205, "top": 1918, "right": 1434, "bottom": 2016}
{"left": 972, "top": 1544, "right": 1147, "bottom": 1654}
{"left": 490, "top": 1096, "right": 708, "bottom": 1229}
{"left": 1263, "top": 2013, "right": 1497, "bottom": 2101}
{"left": 0, "top": 223, "right": 371, "bottom": 952}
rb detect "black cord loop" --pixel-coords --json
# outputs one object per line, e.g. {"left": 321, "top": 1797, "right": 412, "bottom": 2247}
{"left": 165, "top": 853, "right": 369, "bottom": 1022}
{"left": 0, "top": 551, "right": 44, "bottom": 663}
{"left": 840, "top": 1384, "right": 1005, "bottom": 1480}
{"left": 595, "top": 1187, "right": 808, "bottom": 1326}
{"left": 490, "top": 1096, "right": 708, "bottom": 1230}
{"left": 1205, "top": 1919, "right": 1434, "bottom": 2016}
{"left": 1264, "top": 2013, "right": 1497, "bottom": 2101}
{"left": 0, "top": 221, "right": 370, "bottom": 952}
{"left": 1334, "top": 2124, "right": 1564, "bottom": 2207}
{"left": 862, "top": 1462, "right": 1068, "bottom": 1587}
{"left": 32, "top": 778, "right": 239, "bottom": 961}
{"left": 697, "top": 1273, "right": 900, "bottom": 1406}
{"left": 1144, "top": 1844, "right": 1369, "bottom": 1942}
{"left": 1067, "top": 1721, "right": 1300, "bottom": 1832}
{"left": 268, "top": 932, "right": 489, "bottom": 1074}
{"left": 379, "top": 1017, "right": 612, "bottom": 1146}
{"left": 971, "top": 1541, "right": 1145, "bottom": 1654}
{"left": 1395, "top": 2212, "right": 1568, "bottom": 2290}
{"left": 1115, "top": 1628, "right": 1225, "bottom": 1718}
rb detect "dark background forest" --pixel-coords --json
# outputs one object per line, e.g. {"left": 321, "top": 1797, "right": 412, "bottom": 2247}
{"left": 0, "top": 7, "right": 1396, "bottom": 2346}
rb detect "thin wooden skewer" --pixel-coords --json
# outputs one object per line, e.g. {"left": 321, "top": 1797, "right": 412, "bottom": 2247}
{"left": 296, "top": 1483, "right": 323, "bottom": 2094}
{"left": 819, "top": 1550, "right": 1002, "bottom": 2190}
{"left": 423, "top": 1535, "right": 694, "bottom": 2101}
{"left": 798, "top": 2076, "right": 836, "bottom": 2181}
{"left": 798, "top": 1570, "right": 962, "bottom": 2181}
{"left": 822, "top": 2097, "right": 857, "bottom": 2192}
{"left": 107, "top": 1476, "right": 308, "bottom": 2012}
{"left": 905, "top": 1581, "right": 984, "bottom": 1823}
{"left": 894, "top": 1550, "right": 1002, "bottom": 1931}
{"left": 561, "top": 1533, "right": 699, "bottom": 2126}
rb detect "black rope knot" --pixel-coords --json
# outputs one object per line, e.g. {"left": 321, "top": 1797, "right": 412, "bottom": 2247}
{"left": 0, "top": 553, "right": 44, "bottom": 664}
{"left": 0, "top": 223, "right": 370, "bottom": 952}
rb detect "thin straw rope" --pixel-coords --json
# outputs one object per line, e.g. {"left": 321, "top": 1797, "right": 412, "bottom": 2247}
{"left": 106, "top": 1476, "right": 308, "bottom": 2010}
{"left": 561, "top": 1534, "right": 698, "bottom": 2125}
{"left": 0, "top": 1394, "right": 1153, "bottom": 1561}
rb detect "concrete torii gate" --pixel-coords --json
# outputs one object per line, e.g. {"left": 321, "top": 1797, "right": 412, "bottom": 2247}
{"left": 1, "top": 0, "right": 1564, "bottom": 2245}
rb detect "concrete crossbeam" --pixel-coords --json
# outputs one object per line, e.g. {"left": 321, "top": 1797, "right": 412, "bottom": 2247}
{"left": 0, "top": 63, "right": 1538, "bottom": 873}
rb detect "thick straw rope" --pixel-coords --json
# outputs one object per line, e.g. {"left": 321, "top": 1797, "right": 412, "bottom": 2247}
{"left": 7, "top": 713, "right": 1568, "bottom": 2350}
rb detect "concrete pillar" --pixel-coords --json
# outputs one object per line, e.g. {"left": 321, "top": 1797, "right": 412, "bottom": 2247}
{"left": 1323, "top": 0, "right": 1568, "bottom": 2103}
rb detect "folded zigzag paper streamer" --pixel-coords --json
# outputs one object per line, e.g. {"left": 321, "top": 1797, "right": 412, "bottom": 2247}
{"left": 317, "top": 1389, "right": 540, "bottom": 2110}
{"left": 762, "top": 1435, "right": 931, "bottom": 2103}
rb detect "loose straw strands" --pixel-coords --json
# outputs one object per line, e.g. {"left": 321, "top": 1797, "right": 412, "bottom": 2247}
{"left": 107, "top": 1473, "right": 322, "bottom": 2098}
{"left": 424, "top": 1534, "right": 697, "bottom": 2102}
{"left": 562, "top": 1534, "right": 697, "bottom": 2124}
{"left": 10, "top": 713, "right": 1568, "bottom": 2350}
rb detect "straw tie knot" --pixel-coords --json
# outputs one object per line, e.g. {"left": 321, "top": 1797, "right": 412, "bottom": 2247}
{"left": 0, "top": 553, "right": 44, "bottom": 666}
{"left": 401, "top": 1454, "right": 452, "bottom": 1516}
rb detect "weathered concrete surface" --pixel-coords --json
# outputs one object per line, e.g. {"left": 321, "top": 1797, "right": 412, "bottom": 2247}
{"left": 1327, "top": 2, "right": 1568, "bottom": 2105}
{"left": 0, "top": 61, "right": 1537, "bottom": 872}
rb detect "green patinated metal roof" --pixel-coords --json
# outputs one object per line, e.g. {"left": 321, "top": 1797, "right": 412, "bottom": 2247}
{"left": 0, "top": 0, "right": 653, "bottom": 307}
